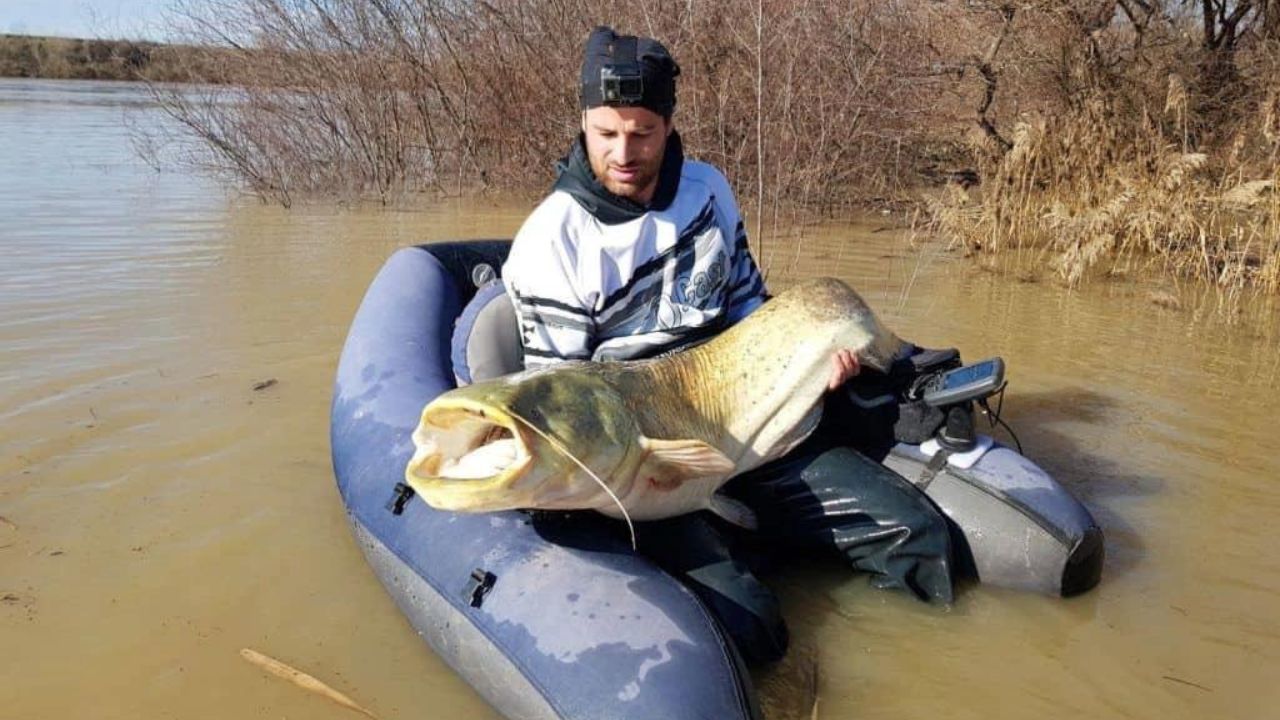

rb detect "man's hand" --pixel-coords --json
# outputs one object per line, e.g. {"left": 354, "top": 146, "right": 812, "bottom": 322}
{"left": 827, "top": 349, "right": 861, "bottom": 392}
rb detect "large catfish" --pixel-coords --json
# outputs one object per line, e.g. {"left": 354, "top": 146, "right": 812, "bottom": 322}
{"left": 405, "top": 277, "right": 905, "bottom": 527}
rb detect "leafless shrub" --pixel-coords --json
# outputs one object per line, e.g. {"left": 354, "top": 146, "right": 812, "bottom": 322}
{"left": 142, "top": 1, "right": 962, "bottom": 234}
{"left": 139, "top": 0, "right": 1280, "bottom": 293}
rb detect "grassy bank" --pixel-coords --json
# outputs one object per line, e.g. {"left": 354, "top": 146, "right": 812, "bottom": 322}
{"left": 0, "top": 34, "right": 223, "bottom": 83}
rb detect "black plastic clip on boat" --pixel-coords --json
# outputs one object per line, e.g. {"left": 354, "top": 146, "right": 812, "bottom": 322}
{"left": 386, "top": 482, "right": 416, "bottom": 516}
{"left": 465, "top": 569, "right": 498, "bottom": 608}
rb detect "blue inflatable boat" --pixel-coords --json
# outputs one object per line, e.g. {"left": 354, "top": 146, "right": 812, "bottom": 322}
{"left": 331, "top": 242, "right": 1103, "bottom": 719}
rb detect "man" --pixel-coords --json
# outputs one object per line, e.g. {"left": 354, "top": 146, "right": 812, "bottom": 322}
{"left": 502, "top": 26, "right": 951, "bottom": 664}
{"left": 503, "top": 27, "right": 861, "bottom": 387}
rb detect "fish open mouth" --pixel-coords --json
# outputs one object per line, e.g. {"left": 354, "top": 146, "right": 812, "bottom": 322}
{"left": 405, "top": 400, "right": 533, "bottom": 501}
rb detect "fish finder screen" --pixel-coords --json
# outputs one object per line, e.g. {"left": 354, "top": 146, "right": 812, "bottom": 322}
{"left": 922, "top": 357, "right": 1004, "bottom": 407}
{"left": 943, "top": 361, "right": 997, "bottom": 389}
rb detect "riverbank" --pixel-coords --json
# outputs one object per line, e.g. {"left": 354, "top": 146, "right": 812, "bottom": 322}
{"left": 0, "top": 34, "right": 223, "bottom": 83}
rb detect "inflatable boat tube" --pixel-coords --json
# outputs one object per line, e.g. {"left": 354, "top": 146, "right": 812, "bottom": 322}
{"left": 332, "top": 243, "right": 760, "bottom": 720}
{"left": 331, "top": 242, "right": 1103, "bottom": 719}
{"left": 885, "top": 439, "right": 1103, "bottom": 596}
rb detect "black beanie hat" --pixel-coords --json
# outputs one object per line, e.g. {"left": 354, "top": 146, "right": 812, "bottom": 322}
{"left": 579, "top": 26, "right": 680, "bottom": 116}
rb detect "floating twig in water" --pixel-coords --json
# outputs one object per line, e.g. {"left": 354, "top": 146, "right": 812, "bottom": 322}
{"left": 239, "top": 647, "right": 378, "bottom": 719}
{"left": 252, "top": 378, "right": 278, "bottom": 391}
{"left": 1162, "top": 674, "right": 1212, "bottom": 692}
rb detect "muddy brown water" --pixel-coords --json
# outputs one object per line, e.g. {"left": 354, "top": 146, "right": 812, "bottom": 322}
{"left": 2, "top": 79, "right": 1278, "bottom": 720}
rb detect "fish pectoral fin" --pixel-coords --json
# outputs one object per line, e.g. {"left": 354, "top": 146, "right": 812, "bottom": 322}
{"left": 708, "top": 494, "right": 758, "bottom": 530}
{"left": 637, "top": 437, "right": 735, "bottom": 489}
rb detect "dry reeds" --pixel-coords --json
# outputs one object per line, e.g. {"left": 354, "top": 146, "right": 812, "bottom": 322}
{"left": 926, "top": 2, "right": 1280, "bottom": 296}
{"left": 931, "top": 100, "right": 1279, "bottom": 294}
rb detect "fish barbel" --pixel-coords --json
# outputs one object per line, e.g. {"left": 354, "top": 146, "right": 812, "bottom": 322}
{"left": 404, "top": 277, "right": 904, "bottom": 523}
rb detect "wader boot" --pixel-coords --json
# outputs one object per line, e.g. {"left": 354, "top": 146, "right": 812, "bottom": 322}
{"left": 639, "top": 434, "right": 955, "bottom": 665}
{"left": 723, "top": 440, "right": 955, "bottom": 604}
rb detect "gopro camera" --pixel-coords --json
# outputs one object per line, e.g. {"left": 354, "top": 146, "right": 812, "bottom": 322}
{"left": 600, "top": 64, "right": 644, "bottom": 104}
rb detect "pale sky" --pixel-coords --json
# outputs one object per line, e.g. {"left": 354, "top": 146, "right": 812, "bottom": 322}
{"left": 1, "top": 0, "right": 173, "bottom": 41}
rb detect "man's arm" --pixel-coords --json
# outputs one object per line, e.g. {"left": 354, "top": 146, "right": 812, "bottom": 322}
{"left": 725, "top": 218, "right": 767, "bottom": 322}
{"left": 700, "top": 166, "right": 766, "bottom": 322}
{"left": 696, "top": 162, "right": 762, "bottom": 322}
{"left": 704, "top": 164, "right": 858, "bottom": 389}
{"left": 502, "top": 211, "right": 597, "bottom": 369}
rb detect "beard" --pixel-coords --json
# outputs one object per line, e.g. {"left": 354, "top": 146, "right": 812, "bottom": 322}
{"left": 589, "top": 148, "right": 664, "bottom": 202}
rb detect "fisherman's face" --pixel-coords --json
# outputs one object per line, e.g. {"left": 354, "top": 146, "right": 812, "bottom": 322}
{"left": 582, "top": 105, "right": 672, "bottom": 205}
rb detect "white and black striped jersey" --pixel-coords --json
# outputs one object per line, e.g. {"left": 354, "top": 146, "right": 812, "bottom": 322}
{"left": 502, "top": 160, "right": 767, "bottom": 367}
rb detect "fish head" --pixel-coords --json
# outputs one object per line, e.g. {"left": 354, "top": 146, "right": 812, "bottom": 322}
{"left": 404, "top": 365, "right": 644, "bottom": 513}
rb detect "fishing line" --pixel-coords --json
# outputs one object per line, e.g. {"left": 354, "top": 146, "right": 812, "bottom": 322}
{"left": 505, "top": 409, "right": 638, "bottom": 550}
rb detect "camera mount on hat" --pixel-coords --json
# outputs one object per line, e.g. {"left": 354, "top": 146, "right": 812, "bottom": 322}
{"left": 580, "top": 27, "right": 678, "bottom": 116}
{"left": 599, "top": 36, "right": 644, "bottom": 105}
{"left": 600, "top": 65, "right": 644, "bottom": 105}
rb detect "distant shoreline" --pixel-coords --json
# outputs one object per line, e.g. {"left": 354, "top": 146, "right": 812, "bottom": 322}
{"left": 0, "top": 33, "right": 223, "bottom": 83}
